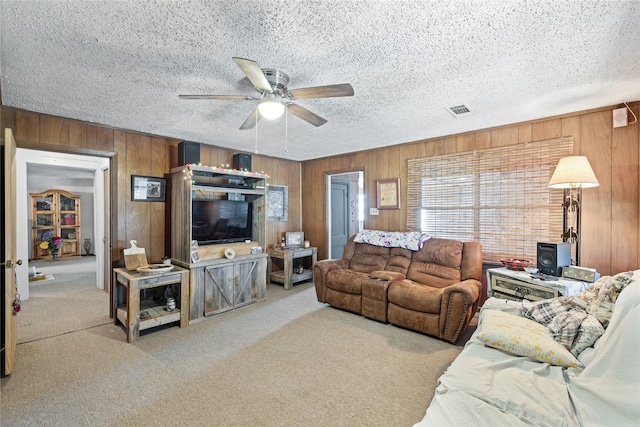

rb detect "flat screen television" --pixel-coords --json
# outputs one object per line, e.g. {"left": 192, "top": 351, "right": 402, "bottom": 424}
{"left": 192, "top": 199, "right": 253, "bottom": 245}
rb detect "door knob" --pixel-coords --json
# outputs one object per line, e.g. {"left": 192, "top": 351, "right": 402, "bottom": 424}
{"left": 2, "top": 259, "right": 23, "bottom": 268}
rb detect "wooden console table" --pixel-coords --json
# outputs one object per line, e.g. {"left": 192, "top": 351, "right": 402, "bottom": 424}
{"left": 268, "top": 247, "right": 317, "bottom": 290}
{"left": 112, "top": 266, "right": 188, "bottom": 342}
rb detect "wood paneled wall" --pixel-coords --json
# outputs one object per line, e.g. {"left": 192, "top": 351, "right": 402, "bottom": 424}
{"left": 1, "top": 107, "right": 301, "bottom": 266}
{"left": 301, "top": 102, "right": 640, "bottom": 276}
{"left": 3, "top": 102, "right": 638, "bottom": 277}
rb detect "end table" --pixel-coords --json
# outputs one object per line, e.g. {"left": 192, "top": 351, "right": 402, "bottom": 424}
{"left": 268, "top": 247, "right": 317, "bottom": 290}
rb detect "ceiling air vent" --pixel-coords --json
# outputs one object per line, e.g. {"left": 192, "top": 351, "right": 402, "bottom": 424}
{"left": 446, "top": 104, "right": 473, "bottom": 117}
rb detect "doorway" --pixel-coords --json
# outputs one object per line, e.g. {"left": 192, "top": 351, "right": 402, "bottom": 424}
{"left": 327, "top": 171, "right": 364, "bottom": 259}
{"left": 16, "top": 148, "right": 110, "bottom": 301}
{"left": 13, "top": 148, "right": 111, "bottom": 344}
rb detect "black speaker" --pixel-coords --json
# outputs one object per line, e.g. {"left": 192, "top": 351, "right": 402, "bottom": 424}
{"left": 178, "top": 141, "right": 200, "bottom": 166}
{"left": 537, "top": 242, "right": 571, "bottom": 276}
{"left": 233, "top": 153, "right": 252, "bottom": 171}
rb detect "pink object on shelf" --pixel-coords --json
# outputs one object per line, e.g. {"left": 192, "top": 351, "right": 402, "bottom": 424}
{"left": 500, "top": 258, "right": 531, "bottom": 271}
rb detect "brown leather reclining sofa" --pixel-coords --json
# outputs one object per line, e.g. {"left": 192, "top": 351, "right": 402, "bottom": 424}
{"left": 313, "top": 235, "right": 483, "bottom": 343}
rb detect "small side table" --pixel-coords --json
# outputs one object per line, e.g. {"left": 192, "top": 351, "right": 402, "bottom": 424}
{"left": 487, "top": 267, "right": 590, "bottom": 302}
{"left": 112, "top": 266, "right": 189, "bottom": 342}
{"left": 268, "top": 247, "right": 317, "bottom": 290}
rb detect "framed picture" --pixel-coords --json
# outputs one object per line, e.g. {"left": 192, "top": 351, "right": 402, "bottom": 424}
{"left": 286, "top": 231, "right": 304, "bottom": 247}
{"left": 267, "top": 185, "right": 288, "bottom": 222}
{"left": 376, "top": 178, "right": 401, "bottom": 210}
{"left": 131, "top": 175, "right": 166, "bottom": 202}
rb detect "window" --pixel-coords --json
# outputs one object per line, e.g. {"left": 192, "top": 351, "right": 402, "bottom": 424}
{"left": 407, "top": 138, "right": 573, "bottom": 263}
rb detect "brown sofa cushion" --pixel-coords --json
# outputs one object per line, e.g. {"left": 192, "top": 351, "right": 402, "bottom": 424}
{"left": 385, "top": 247, "right": 413, "bottom": 274}
{"left": 407, "top": 238, "right": 463, "bottom": 288}
{"left": 327, "top": 269, "right": 369, "bottom": 294}
{"left": 349, "top": 243, "right": 389, "bottom": 273}
{"left": 388, "top": 279, "right": 443, "bottom": 313}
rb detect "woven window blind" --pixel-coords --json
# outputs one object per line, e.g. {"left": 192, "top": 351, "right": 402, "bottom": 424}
{"left": 407, "top": 137, "right": 573, "bottom": 263}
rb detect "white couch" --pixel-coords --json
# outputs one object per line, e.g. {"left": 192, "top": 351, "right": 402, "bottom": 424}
{"left": 416, "top": 270, "right": 640, "bottom": 427}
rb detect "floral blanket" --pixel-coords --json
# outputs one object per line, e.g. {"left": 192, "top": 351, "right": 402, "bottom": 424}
{"left": 520, "top": 271, "right": 634, "bottom": 356}
{"left": 353, "top": 229, "right": 431, "bottom": 251}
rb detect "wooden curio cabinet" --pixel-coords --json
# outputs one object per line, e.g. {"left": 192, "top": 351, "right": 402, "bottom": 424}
{"left": 31, "top": 189, "right": 81, "bottom": 259}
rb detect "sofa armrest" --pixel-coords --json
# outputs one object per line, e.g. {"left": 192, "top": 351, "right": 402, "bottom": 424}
{"left": 313, "top": 259, "right": 350, "bottom": 302}
{"left": 440, "top": 279, "right": 482, "bottom": 343}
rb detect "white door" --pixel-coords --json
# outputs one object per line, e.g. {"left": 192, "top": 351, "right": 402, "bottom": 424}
{"left": 3, "top": 128, "right": 20, "bottom": 376}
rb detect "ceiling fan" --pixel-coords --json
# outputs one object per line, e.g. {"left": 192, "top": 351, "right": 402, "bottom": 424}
{"left": 179, "top": 57, "right": 354, "bottom": 130}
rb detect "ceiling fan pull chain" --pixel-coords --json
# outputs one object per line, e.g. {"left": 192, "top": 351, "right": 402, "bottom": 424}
{"left": 285, "top": 108, "right": 289, "bottom": 152}
{"left": 254, "top": 109, "right": 259, "bottom": 154}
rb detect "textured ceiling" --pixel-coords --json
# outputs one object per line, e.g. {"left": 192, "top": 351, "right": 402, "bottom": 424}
{"left": 1, "top": 1, "right": 639, "bottom": 161}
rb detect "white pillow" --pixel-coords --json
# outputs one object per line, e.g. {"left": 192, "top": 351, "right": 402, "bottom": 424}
{"left": 477, "top": 309, "right": 582, "bottom": 368}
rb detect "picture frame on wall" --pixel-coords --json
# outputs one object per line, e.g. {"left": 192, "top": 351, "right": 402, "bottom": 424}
{"left": 376, "top": 178, "right": 401, "bottom": 210}
{"left": 131, "top": 175, "right": 166, "bottom": 202}
{"left": 267, "top": 185, "right": 288, "bottom": 222}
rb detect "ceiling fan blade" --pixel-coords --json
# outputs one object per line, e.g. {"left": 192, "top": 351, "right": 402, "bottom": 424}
{"left": 239, "top": 109, "right": 263, "bottom": 130}
{"left": 287, "top": 103, "right": 328, "bottom": 127}
{"left": 288, "top": 83, "right": 354, "bottom": 100}
{"left": 179, "top": 94, "right": 254, "bottom": 100}
{"left": 232, "top": 57, "right": 273, "bottom": 92}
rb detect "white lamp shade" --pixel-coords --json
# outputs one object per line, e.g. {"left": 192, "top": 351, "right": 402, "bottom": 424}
{"left": 548, "top": 156, "right": 599, "bottom": 189}
{"left": 257, "top": 100, "right": 285, "bottom": 120}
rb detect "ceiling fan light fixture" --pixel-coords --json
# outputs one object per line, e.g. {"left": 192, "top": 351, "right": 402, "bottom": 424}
{"left": 181, "top": 58, "right": 351, "bottom": 129}
{"left": 257, "top": 99, "right": 285, "bottom": 120}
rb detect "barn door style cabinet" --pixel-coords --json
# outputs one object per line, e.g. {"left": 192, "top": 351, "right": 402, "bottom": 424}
{"left": 170, "top": 164, "right": 268, "bottom": 322}
{"left": 31, "top": 189, "right": 81, "bottom": 259}
{"left": 198, "top": 256, "right": 266, "bottom": 316}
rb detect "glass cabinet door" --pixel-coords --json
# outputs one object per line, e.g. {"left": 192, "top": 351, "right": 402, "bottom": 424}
{"left": 59, "top": 228, "right": 77, "bottom": 240}
{"left": 35, "top": 228, "right": 54, "bottom": 242}
{"left": 35, "top": 194, "right": 54, "bottom": 211}
{"left": 60, "top": 213, "right": 77, "bottom": 226}
{"left": 36, "top": 213, "right": 54, "bottom": 226}
{"left": 59, "top": 194, "right": 77, "bottom": 212}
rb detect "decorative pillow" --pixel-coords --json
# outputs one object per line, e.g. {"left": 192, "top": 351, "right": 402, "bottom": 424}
{"left": 477, "top": 309, "right": 582, "bottom": 368}
{"left": 521, "top": 298, "right": 593, "bottom": 350}
{"left": 353, "top": 229, "right": 431, "bottom": 251}
{"left": 520, "top": 298, "right": 567, "bottom": 325}
{"left": 587, "top": 271, "right": 634, "bottom": 328}
{"left": 546, "top": 309, "right": 588, "bottom": 349}
{"left": 520, "top": 271, "right": 635, "bottom": 353}
{"left": 570, "top": 314, "right": 605, "bottom": 356}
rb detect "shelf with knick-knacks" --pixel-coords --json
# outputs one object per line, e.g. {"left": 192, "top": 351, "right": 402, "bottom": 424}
{"left": 31, "top": 189, "right": 81, "bottom": 259}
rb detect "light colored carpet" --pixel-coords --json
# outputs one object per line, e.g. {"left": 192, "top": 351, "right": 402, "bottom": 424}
{"left": 18, "top": 256, "right": 109, "bottom": 344}
{"left": 2, "top": 263, "right": 474, "bottom": 427}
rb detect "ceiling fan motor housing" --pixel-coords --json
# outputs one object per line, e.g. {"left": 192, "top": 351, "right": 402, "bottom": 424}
{"left": 261, "top": 69, "right": 290, "bottom": 96}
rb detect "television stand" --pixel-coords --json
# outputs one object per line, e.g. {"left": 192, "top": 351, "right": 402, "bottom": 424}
{"left": 170, "top": 164, "right": 268, "bottom": 323}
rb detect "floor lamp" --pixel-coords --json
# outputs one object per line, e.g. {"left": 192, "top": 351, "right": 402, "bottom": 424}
{"left": 548, "top": 156, "right": 599, "bottom": 265}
